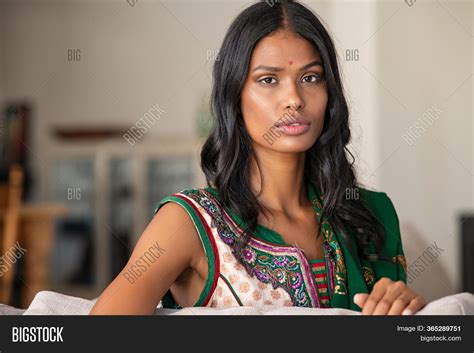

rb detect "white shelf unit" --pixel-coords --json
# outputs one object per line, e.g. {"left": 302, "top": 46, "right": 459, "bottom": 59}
{"left": 42, "top": 136, "right": 206, "bottom": 297}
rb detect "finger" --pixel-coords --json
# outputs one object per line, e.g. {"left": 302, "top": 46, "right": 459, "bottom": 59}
{"left": 361, "top": 282, "right": 389, "bottom": 315}
{"left": 353, "top": 293, "right": 369, "bottom": 308}
{"left": 372, "top": 281, "right": 406, "bottom": 315}
{"left": 387, "top": 295, "right": 412, "bottom": 315}
{"left": 402, "top": 296, "right": 427, "bottom": 315}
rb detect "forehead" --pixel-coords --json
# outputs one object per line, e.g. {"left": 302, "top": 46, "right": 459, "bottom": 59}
{"left": 249, "top": 31, "right": 321, "bottom": 67}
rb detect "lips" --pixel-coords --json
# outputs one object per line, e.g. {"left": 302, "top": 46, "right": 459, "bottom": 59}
{"left": 275, "top": 116, "right": 310, "bottom": 127}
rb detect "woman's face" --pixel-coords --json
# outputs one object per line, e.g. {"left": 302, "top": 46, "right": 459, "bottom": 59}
{"left": 240, "top": 30, "right": 328, "bottom": 153}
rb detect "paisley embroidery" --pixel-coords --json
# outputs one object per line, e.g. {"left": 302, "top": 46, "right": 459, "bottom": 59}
{"left": 362, "top": 266, "right": 375, "bottom": 285}
{"left": 392, "top": 255, "right": 407, "bottom": 272}
{"left": 179, "top": 186, "right": 348, "bottom": 307}
{"left": 311, "top": 198, "right": 347, "bottom": 295}
{"left": 241, "top": 245, "right": 313, "bottom": 306}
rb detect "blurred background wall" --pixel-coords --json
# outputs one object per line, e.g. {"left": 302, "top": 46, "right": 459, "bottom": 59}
{"left": 327, "top": 0, "right": 472, "bottom": 301}
{"left": 0, "top": 0, "right": 472, "bottom": 307}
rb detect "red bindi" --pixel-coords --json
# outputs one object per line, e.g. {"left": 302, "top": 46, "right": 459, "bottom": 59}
{"left": 289, "top": 60, "right": 293, "bottom": 65}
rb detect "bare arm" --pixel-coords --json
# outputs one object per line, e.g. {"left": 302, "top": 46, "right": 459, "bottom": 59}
{"left": 89, "top": 202, "right": 201, "bottom": 315}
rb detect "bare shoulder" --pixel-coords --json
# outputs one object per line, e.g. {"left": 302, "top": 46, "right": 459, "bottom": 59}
{"left": 150, "top": 201, "right": 203, "bottom": 261}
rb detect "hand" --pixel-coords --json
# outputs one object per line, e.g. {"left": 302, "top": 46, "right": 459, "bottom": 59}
{"left": 353, "top": 277, "right": 427, "bottom": 315}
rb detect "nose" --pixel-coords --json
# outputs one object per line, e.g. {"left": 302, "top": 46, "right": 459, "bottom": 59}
{"left": 282, "top": 84, "right": 304, "bottom": 115}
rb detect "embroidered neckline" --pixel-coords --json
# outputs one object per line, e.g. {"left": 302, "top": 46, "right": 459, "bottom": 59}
{"left": 202, "top": 182, "right": 347, "bottom": 296}
{"left": 180, "top": 182, "right": 348, "bottom": 307}
{"left": 182, "top": 188, "right": 319, "bottom": 306}
{"left": 204, "top": 181, "right": 323, "bottom": 248}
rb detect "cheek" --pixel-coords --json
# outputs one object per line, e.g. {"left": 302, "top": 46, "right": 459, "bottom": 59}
{"left": 240, "top": 88, "right": 275, "bottom": 138}
{"left": 306, "top": 88, "right": 328, "bottom": 114}
{"left": 307, "top": 90, "right": 328, "bottom": 130}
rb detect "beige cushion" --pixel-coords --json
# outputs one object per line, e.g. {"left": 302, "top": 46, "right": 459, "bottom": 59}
{"left": 20, "top": 291, "right": 474, "bottom": 315}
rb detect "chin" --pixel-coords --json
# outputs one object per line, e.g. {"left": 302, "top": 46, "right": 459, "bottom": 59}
{"left": 270, "top": 137, "right": 317, "bottom": 153}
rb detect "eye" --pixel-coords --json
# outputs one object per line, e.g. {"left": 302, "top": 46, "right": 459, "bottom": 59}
{"left": 258, "top": 77, "right": 278, "bottom": 85}
{"left": 302, "top": 74, "right": 323, "bottom": 84}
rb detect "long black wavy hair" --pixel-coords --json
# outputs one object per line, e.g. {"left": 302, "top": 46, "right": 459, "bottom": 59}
{"left": 201, "top": 0, "right": 392, "bottom": 264}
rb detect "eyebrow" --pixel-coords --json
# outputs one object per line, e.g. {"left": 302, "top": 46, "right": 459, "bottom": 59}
{"left": 252, "top": 60, "right": 323, "bottom": 73}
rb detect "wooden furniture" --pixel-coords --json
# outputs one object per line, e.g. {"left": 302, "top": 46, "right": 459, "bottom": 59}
{"left": 0, "top": 164, "right": 69, "bottom": 308}
{"left": 0, "top": 164, "right": 23, "bottom": 305}
{"left": 0, "top": 204, "right": 68, "bottom": 308}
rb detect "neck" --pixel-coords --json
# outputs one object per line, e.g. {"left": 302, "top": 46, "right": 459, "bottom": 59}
{"left": 249, "top": 147, "right": 310, "bottom": 217}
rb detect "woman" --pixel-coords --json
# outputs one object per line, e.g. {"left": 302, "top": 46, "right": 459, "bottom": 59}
{"left": 90, "top": 0, "right": 426, "bottom": 315}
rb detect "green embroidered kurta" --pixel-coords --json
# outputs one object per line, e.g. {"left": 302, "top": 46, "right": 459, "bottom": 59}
{"left": 153, "top": 181, "right": 407, "bottom": 311}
